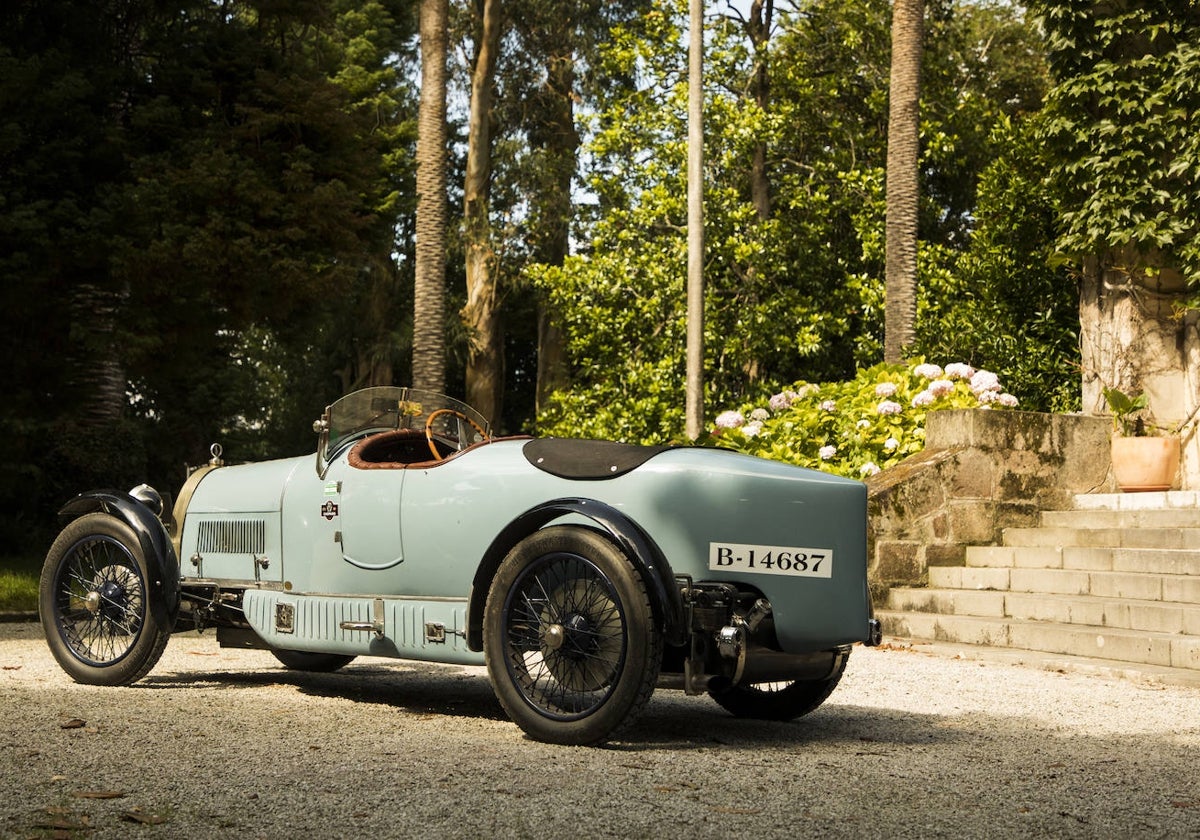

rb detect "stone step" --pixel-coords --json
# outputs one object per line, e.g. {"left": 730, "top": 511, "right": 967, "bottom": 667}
{"left": 1001, "top": 525, "right": 1200, "bottom": 550}
{"left": 929, "top": 564, "right": 1200, "bottom": 602}
{"left": 877, "top": 611, "right": 1200, "bottom": 671}
{"left": 1040, "top": 508, "right": 1200, "bottom": 529}
{"left": 965, "top": 545, "right": 1200, "bottom": 577}
{"left": 1072, "top": 491, "right": 1200, "bottom": 511}
{"left": 886, "top": 588, "right": 1200, "bottom": 635}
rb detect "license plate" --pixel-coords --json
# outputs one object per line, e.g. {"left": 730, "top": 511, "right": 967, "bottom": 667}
{"left": 708, "top": 542, "right": 833, "bottom": 578}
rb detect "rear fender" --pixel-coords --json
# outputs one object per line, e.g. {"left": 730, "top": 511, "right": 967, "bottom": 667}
{"left": 58, "top": 490, "right": 181, "bottom": 625}
{"left": 468, "top": 498, "right": 686, "bottom": 651}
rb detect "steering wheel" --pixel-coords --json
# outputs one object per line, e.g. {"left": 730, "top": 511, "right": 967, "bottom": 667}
{"left": 424, "top": 408, "right": 490, "bottom": 461}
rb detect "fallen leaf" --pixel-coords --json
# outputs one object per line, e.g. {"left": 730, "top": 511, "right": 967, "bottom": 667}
{"left": 1172, "top": 801, "right": 1199, "bottom": 809}
{"left": 121, "top": 808, "right": 168, "bottom": 825}
{"left": 2, "top": 664, "right": 21, "bottom": 670}
{"left": 72, "top": 790, "right": 126, "bottom": 799}
{"left": 59, "top": 718, "right": 86, "bottom": 730}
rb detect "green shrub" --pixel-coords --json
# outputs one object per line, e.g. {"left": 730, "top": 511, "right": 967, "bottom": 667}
{"left": 704, "top": 359, "right": 1018, "bottom": 478}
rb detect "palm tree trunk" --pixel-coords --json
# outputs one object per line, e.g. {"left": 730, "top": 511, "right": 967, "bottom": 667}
{"left": 884, "top": 0, "right": 923, "bottom": 363}
{"left": 413, "top": 0, "right": 449, "bottom": 393}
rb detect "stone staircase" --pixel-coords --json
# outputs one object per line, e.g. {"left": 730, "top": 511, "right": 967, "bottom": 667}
{"left": 877, "top": 491, "right": 1200, "bottom": 683}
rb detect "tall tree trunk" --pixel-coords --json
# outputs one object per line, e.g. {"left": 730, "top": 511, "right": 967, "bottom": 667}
{"left": 413, "top": 0, "right": 448, "bottom": 393}
{"left": 69, "top": 282, "right": 127, "bottom": 427}
{"left": 747, "top": 0, "right": 773, "bottom": 222}
{"left": 462, "top": 0, "right": 503, "bottom": 424}
{"left": 533, "top": 52, "right": 578, "bottom": 415}
{"left": 884, "top": 0, "right": 923, "bottom": 363}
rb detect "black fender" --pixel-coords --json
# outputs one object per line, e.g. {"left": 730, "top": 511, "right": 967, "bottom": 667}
{"left": 467, "top": 498, "right": 686, "bottom": 651}
{"left": 58, "top": 490, "right": 181, "bottom": 626}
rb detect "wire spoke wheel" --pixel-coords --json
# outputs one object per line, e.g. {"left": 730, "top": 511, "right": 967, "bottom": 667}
{"left": 485, "top": 526, "right": 661, "bottom": 745}
{"left": 52, "top": 537, "right": 146, "bottom": 666}
{"left": 709, "top": 651, "right": 850, "bottom": 721}
{"left": 505, "top": 554, "right": 626, "bottom": 718}
{"left": 40, "top": 513, "right": 170, "bottom": 686}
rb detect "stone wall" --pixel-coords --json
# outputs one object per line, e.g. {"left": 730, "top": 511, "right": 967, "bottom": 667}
{"left": 865, "top": 409, "right": 1113, "bottom": 599}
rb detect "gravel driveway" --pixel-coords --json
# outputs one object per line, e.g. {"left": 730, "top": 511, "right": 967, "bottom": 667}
{"left": 1, "top": 621, "right": 1198, "bottom": 839}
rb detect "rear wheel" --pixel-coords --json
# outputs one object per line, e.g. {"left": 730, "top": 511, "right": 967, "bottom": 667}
{"left": 271, "top": 650, "right": 356, "bottom": 672}
{"left": 39, "top": 513, "right": 170, "bottom": 686}
{"left": 709, "top": 650, "right": 850, "bottom": 720}
{"left": 484, "top": 526, "right": 662, "bottom": 745}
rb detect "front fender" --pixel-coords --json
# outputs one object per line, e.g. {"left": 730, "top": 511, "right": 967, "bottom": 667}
{"left": 59, "top": 490, "right": 181, "bottom": 625}
{"left": 467, "top": 498, "right": 686, "bottom": 651}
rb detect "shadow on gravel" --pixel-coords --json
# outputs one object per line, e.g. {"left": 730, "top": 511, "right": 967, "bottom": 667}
{"left": 140, "top": 662, "right": 512, "bottom": 723}
{"left": 138, "top": 663, "right": 955, "bottom": 750}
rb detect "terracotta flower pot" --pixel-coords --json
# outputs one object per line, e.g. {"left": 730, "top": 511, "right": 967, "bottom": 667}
{"left": 1110, "top": 435, "right": 1180, "bottom": 492}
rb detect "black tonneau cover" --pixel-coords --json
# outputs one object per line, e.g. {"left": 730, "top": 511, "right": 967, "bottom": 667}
{"left": 523, "top": 438, "right": 674, "bottom": 480}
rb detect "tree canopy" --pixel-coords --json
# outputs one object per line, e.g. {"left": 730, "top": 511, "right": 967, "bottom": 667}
{"left": 1, "top": 0, "right": 1096, "bottom": 552}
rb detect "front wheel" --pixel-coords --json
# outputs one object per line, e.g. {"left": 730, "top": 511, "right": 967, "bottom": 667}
{"left": 709, "top": 650, "right": 850, "bottom": 721}
{"left": 39, "top": 512, "right": 171, "bottom": 686}
{"left": 484, "top": 526, "right": 662, "bottom": 745}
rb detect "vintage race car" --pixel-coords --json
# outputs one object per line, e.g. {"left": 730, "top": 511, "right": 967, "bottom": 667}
{"left": 40, "top": 387, "right": 880, "bottom": 745}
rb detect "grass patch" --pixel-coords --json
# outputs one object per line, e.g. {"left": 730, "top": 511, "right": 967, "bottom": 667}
{"left": 0, "top": 555, "right": 41, "bottom": 612}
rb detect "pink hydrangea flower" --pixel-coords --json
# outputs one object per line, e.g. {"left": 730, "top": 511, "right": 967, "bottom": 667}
{"left": 874, "top": 382, "right": 898, "bottom": 398}
{"left": 911, "top": 391, "right": 935, "bottom": 407}
{"left": 743, "top": 420, "right": 763, "bottom": 437}
{"left": 913, "top": 363, "right": 943, "bottom": 379}
{"left": 768, "top": 391, "right": 797, "bottom": 412}
{"left": 929, "top": 379, "right": 955, "bottom": 397}
{"left": 970, "top": 370, "right": 1001, "bottom": 394}
{"left": 998, "top": 393, "right": 1019, "bottom": 408}
{"left": 877, "top": 400, "right": 902, "bottom": 415}
{"left": 945, "top": 363, "right": 975, "bottom": 380}
{"left": 715, "top": 410, "right": 745, "bottom": 429}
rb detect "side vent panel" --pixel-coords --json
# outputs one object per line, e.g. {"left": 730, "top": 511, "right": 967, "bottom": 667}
{"left": 197, "top": 519, "right": 267, "bottom": 555}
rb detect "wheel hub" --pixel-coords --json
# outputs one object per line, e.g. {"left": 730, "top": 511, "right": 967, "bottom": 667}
{"left": 541, "top": 613, "right": 594, "bottom": 654}
{"left": 89, "top": 580, "right": 128, "bottom": 621}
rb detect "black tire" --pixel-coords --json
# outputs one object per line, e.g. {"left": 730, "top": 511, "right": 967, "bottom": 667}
{"left": 39, "top": 512, "right": 171, "bottom": 686}
{"left": 271, "top": 650, "right": 357, "bottom": 672}
{"left": 483, "top": 526, "right": 662, "bottom": 745}
{"left": 709, "top": 650, "right": 850, "bottom": 721}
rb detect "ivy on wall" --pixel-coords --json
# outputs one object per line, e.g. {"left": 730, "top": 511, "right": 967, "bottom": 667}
{"left": 1033, "top": 1, "right": 1200, "bottom": 290}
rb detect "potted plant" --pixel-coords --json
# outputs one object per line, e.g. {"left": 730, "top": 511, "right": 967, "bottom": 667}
{"left": 1103, "top": 386, "right": 1180, "bottom": 492}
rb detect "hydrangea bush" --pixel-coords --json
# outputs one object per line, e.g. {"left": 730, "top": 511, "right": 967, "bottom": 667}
{"left": 705, "top": 359, "right": 1018, "bottom": 479}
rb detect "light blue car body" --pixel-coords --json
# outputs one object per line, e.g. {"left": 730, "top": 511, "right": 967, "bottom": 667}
{"left": 173, "top": 388, "right": 874, "bottom": 670}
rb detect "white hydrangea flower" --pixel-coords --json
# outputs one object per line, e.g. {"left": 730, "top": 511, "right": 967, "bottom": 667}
{"left": 750, "top": 408, "right": 770, "bottom": 422}
{"left": 945, "top": 362, "right": 975, "bottom": 380}
{"left": 876, "top": 400, "right": 902, "bottom": 415}
{"left": 874, "top": 382, "right": 898, "bottom": 398}
{"left": 743, "top": 420, "right": 763, "bottom": 437}
{"left": 819, "top": 444, "right": 837, "bottom": 460}
{"left": 859, "top": 462, "right": 881, "bottom": 477}
{"left": 913, "top": 363, "right": 943, "bottom": 379}
{"left": 885, "top": 437, "right": 900, "bottom": 451}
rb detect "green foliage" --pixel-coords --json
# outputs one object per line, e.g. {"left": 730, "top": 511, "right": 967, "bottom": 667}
{"left": 534, "top": 0, "right": 1059, "bottom": 442}
{"left": 914, "top": 115, "right": 1081, "bottom": 412}
{"left": 1102, "top": 386, "right": 1150, "bottom": 436}
{"left": 705, "top": 360, "right": 1019, "bottom": 478}
{"left": 1033, "top": 0, "right": 1200, "bottom": 289}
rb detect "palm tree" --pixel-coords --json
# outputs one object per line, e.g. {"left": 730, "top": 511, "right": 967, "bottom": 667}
{"left": 413, "top": 0, "right": 449, "bottom": 393}
{"left": 884, "top": 0, "right": 923, "bottom": 363}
